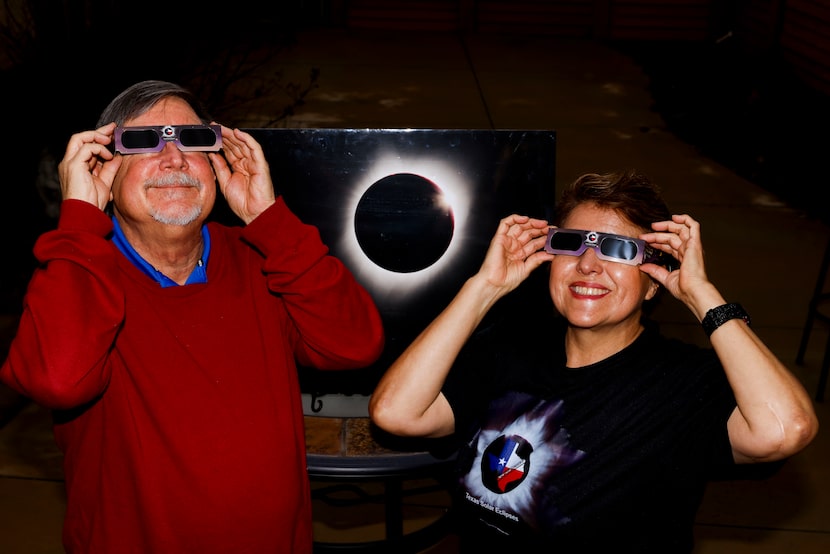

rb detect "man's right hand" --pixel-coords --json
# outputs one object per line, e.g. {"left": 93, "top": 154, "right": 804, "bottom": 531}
{"left": 57, "top": 122, "right": 122, "bottom": 211}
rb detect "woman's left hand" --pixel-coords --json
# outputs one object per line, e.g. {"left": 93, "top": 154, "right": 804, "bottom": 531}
{"left": 639, "top": 214, "right": 713, "bottom": 309}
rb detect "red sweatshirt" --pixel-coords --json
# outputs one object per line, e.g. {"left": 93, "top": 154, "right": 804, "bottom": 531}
{"left": 1, "top": 198, "right": 385, "bottom": 553}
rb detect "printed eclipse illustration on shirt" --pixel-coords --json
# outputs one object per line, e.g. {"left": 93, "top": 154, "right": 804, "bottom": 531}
{"left": 460, "top": 392, "right": 585, "bottom": 530}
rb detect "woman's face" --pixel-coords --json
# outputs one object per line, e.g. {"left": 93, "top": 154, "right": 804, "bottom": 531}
{"left": 548, "top": 203, "right": 659, "bottom": 330}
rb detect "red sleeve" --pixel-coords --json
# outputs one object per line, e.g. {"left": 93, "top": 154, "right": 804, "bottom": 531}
{"left": 0, "top": 200, "right": 124, "bottom": 408}
{"left": 240, "top": 197, "right": 385, "bottom": 370}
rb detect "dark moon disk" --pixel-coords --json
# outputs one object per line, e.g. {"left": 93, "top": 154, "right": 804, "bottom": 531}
{"left": 354, "top": 173, "right": 455, "bottom": 273}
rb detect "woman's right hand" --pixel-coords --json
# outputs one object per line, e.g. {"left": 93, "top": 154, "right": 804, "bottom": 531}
{"left": 477, "top": 213, "right": 553, "bottom": 296}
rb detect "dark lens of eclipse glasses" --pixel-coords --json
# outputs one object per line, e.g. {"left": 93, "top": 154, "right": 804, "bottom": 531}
{"left": 178, "top": 127, "right": 220, "bottom": 148}
{"left": 548, "top": 230, "right": 584, "bottom": 251}
{"left": 120, "top": 129, "right": 160, "bottom": 150}
{"left": 600, "top": 236, "right": 639, "bottom": 261}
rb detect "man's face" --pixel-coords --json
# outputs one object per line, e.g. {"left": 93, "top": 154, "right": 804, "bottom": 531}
{"left": 110, "top": 97, "right": 217, "bottom": 231}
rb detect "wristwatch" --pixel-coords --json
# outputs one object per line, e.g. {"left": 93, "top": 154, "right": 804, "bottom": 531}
{"left": 702, "top": 303, "right": 751, "bottom": 337}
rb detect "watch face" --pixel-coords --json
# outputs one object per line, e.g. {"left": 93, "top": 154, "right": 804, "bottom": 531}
{"left": 243, "top": 128, "right": 557, "bottom": 394}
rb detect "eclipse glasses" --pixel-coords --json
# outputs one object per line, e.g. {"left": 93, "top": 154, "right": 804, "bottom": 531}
{"left": 114, "top": 124, "right": 222, "bottom": 154}
{"left": 545, "top": 228, "right": 677, "bottom": 269}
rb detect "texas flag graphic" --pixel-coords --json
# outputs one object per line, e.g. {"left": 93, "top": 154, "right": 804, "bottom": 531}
{"left": 484, "top": 435, "right": 530, "bottom": 493}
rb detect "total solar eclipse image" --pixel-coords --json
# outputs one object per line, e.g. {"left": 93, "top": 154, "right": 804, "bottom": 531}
{"left": 246, "top": 128, "right": 556, "bottom": 393}
{"left": 354, "top": 173, "right": 454, "bottom": 273}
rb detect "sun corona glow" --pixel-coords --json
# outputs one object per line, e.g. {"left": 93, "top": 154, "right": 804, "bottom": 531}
{"left": 339, "top": 151, "right": 473, "bottom": 299}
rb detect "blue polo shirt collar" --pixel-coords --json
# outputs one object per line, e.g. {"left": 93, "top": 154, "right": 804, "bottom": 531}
{"left": 111, "top": 216, "right": 210, "bottom": 287}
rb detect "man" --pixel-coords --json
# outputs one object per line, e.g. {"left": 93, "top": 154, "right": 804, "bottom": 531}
{"left": 1, "top": 80, "right": 385, "bottom": 553}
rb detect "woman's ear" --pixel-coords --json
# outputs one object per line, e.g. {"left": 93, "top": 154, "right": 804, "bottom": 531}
{"left": 644, "top": 278, "right": 660, "bottom": 301}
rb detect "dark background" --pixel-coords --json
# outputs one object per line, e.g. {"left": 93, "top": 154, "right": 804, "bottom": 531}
{"left": 1, "top": 0, "right": 828, "bottom": 313}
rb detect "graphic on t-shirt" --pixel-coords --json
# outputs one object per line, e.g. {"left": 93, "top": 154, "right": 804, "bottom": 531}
{"left": 461, "top": 393, "right": 585, "bottom": 529}
{"left": 482, "top": 434, "right": 531, "bottom": 493}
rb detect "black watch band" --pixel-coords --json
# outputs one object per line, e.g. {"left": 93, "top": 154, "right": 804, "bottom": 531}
{"left": 701, "top": 303, "right": 751, "bottom": 337}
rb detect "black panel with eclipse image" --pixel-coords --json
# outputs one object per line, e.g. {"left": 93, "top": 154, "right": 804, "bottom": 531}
{"left": 236, "top": 128, "right": 557, "bottom": 395}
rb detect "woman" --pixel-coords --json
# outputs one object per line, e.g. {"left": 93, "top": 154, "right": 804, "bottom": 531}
{"left": 369, "top": 170, "right": 817, "bottom": 552}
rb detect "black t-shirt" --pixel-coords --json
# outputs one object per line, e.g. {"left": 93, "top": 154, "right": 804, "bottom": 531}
{"left": 442, "top": 316, "right": 779, "bottom": 553}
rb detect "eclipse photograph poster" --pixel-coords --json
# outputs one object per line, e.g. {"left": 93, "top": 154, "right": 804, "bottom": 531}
{"left": 244, "top": 128, "right": 556, "bottom": 394}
